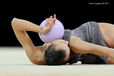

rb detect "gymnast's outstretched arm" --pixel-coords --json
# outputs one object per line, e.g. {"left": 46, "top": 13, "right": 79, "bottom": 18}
{"left": 69, "top": 35, "right": 114, "bottom": 63}
{"left": 11, "top": 15, "right": 56, "bottom": 64}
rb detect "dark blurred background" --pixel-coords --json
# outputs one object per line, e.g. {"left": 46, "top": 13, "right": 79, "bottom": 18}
{"left": 0, "top": 0, "right": 113, "bottom": 47}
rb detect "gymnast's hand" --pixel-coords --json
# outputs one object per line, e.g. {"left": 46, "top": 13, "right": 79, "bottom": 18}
{"left": 43, "top": 14, "right": 56, "bottom": 34}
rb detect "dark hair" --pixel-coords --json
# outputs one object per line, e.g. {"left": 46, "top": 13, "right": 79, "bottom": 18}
{"left": 44, "top": 44, "right": 66, "bottom": 65}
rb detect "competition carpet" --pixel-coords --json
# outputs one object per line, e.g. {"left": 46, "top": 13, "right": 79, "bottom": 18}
{"left": 0, "top": 47, "right": 114, "bottom": 76}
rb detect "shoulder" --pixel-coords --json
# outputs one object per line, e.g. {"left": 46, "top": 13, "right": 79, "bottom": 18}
{"left": 30, "top": 46, "right": 46, "bottom": 65}
{"left": 63, "top": 29, "right": 72, "bottom": 41}
{"left": 69, "top": 35, "right": 81, "bottom": 47}
{"left": 70, "top": 35, "right": 82, "bottom": 43}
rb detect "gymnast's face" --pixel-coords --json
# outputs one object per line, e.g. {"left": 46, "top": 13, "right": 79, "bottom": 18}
{"left": 47, "top": 39, "right": 70, "bottom": 61}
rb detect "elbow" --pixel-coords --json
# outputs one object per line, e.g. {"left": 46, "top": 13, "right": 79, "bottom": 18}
{"left": 11, "top": 18, "right": 18, "bottom": 27}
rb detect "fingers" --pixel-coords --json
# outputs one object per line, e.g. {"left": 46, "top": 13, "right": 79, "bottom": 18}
{"left": 49, "top": 16, "right": 52, "bottom": 19}
{"left": 53, "top": 14, "right": 56, "bottom": 23}
{"left": 47, "top": 21, "right": 50, "bottom": 25}
{"left": 45, "top": 18, "right": 50, "bottom": 26}
{"left": 45, "top": 14, "right": 56, "bottom": 26}
{"left": 48, "top": 14, "right": 56, "bottom": 21}
{"left": 54, "top": 14, "right": 56, "bottom": 19}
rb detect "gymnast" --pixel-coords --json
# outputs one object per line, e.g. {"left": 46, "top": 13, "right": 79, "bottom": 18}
{"left": 11, "top": 14, "right": 114, "bottom": 65}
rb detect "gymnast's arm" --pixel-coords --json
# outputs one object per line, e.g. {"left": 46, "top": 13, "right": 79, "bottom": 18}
{"left": 69, "top": 35, "right": 114, "bottom": 62}
{"left": 11, "top": 15, "right": 56, "bottom": 64}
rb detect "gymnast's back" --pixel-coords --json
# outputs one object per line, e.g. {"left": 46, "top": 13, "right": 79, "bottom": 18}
{"left": 63, "top": 21, "right": 109, "bottom": 64}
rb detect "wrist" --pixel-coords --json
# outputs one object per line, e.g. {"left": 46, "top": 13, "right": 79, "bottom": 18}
{"left": 42, "top": 27, "right": 50, "bottom": 34}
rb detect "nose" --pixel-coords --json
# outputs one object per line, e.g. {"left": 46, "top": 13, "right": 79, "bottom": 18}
{"left": 65, "top": 41, "right": 68, "bottom": 45}
{"left": 47, "top": 43, "right": 52, "bottom": 46}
